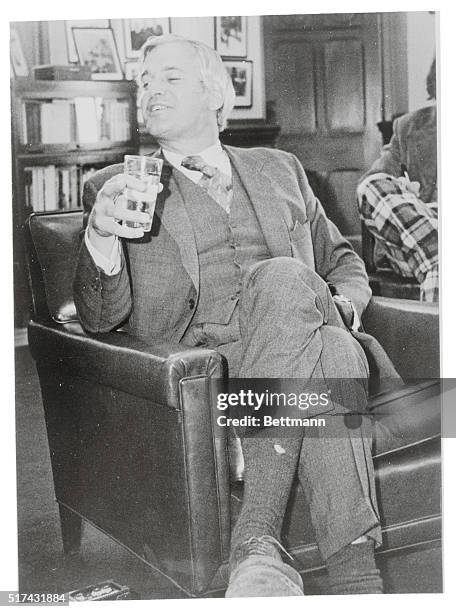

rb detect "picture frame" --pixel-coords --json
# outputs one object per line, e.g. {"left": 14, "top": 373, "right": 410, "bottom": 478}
{"left": 65, "top": 19, "right": 110, "bottom": 64}
{"left": 224, "top": 60, "right": 252, "bottom": 108}
{"left": 123, "top": 18, "right": 171, "bottom": 58}
{"left": 215, "top": 16, "right": 247, "bottom": 58}
{"left": 72, "top": 27, "right": 123, "bottom": 81}
{"left": 10, "top": 27, "right": 28, "bottom": 77}
{"left": 124, "top": 60, "right": 141, "bottom": 82}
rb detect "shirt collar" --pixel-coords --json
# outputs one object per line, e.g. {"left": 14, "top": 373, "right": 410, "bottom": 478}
{"left": 162, "top": 141, "right": 224, "bottom": 169}
{"left": 161, "top": 141, "right": 231, "bottom": 183}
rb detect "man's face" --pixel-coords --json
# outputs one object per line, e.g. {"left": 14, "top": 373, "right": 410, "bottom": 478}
{"left": 139, "top": 42, "right": 215, "bottom": 144}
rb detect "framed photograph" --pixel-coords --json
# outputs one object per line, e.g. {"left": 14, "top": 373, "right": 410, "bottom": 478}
{"left": 124, "top": 18, "right": 171, "bottom": 58}
{"left": 65, "top": 19, "right": 110, "bottom": 63}
{"left": 124, "top": 61, "right": 141, "bottom": 82}
{"left": 10, "top": 27, "right": 28, "bottom": 77}
{"left": 72, "top": 28, "right": 123, "bottom": 80}
{"left": 215, "top": 16, "right": 247, "bottom": 58}
{"left": 224, "top": 60, "right": 252, "bottom": 108}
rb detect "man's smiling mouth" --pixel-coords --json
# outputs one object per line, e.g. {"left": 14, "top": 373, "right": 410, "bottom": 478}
{"left": 148, "top": 104, "right": 169, "bottom": 113}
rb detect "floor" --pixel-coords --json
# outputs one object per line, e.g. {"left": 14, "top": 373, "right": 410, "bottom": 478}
{"left": 15, "top": 343, "right": 190, "bottom": 600}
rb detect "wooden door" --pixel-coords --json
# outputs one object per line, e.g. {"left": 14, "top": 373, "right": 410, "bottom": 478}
{"left": 264, "top": 13, "right": 383, "bottom": 250}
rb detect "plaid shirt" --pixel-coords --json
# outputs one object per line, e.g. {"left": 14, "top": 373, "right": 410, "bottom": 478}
{"left": 357, "top": 172, "right": 438, "bottom": 302}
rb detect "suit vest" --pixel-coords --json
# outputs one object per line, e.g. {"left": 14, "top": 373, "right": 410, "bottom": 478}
{"left": 173, "top": 165, "right": 271, "bottom": 325}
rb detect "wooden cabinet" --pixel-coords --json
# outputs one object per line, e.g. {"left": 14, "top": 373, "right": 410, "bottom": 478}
{"left": 11, "top": 79, "right": 139, "bottom": 325}
{"left": 263, "top": 13, "right": 383, "bottom": 250}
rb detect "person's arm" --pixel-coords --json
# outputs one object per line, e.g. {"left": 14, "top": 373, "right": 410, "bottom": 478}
{"left": 84, "top": 226, "right": 122, "bottom": 276}
{"left": 362, "top": 115, "right": 405, "bottom": 180}
{"left": 73, "top": 235, "right": 132, "bottom": 334}
{"left": 290, "top": 153, "right": 371, "bottom": 320}
{"left": 73, "top": 171, "right": 154, "bottom": 333}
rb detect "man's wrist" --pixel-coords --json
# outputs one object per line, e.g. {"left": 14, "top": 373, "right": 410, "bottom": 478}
{"left": 85, "top": 225, "right": 121, "bottom": 276}
{"left": 87, "top": 223, "right": 116, "bottom": 258}
{"left": 331, "top": 292, "right": 361, "bottom": 332}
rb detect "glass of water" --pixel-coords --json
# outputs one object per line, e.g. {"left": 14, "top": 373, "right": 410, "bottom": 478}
{"left": 123, "top": 155, "right": 163, "bottom": 231}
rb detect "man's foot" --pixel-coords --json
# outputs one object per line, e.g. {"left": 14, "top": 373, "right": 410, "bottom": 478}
{"left": 225, "top": 536, "right": 304, "bottom": 598}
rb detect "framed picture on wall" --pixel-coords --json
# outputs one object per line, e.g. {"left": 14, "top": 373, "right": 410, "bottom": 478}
{"left": 72, "top": 28, "right": 123, "bottom": 80}
{"left": 10, "top": 27, "right": 28, "bottom": 77}
{"left": 123, "top": 18, "right": 171, "bottom": 58}
{"left": 224, "top": 60, "right": 252, "bottom": 108}
{"left": 65, "top": 19, "right": 110, "bottom": 63}
{"left": 215, "top": 16, "right": 247, "bottom": 58}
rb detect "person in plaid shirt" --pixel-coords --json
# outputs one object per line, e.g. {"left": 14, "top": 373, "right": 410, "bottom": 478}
{"left": 357, "top": 58, "right": 438, "bottom": 302}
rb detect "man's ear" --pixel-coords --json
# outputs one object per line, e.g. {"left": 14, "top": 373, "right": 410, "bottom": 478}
{"left": 207, "top": 89, "right": 224, "bottom": 112}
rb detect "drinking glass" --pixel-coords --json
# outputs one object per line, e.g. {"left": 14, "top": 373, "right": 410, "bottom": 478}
{"left": 123, "top": 155, "right": 163, "bottom": 231}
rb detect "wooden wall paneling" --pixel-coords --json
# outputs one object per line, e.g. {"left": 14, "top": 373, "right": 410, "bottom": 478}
{"left": 263, "top": 13, "right": 383, "bottom": 244}
{"left": 327, "top": 170, "right": 362, "bottom": 235}
{"left": 360, "top": 13, "right": 384, "bottom": 168}
{"left": 274, "top": 41, "right": 316, "bottom": 134}
{"left": 268, "top": 13, "right": 362, "bottom": 31}
{"left": 323, "top": 39, "right": 365, "bottom": 132}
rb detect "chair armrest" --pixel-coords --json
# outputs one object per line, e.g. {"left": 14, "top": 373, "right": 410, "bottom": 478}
{"left": 28, "top": 319, "right": 230, "bottom": 594}
{"left": 28, "top": 320, "right": 225, "bottom": 409}
{"left": 362, "top": 297, "right": 439, "bottom": 379}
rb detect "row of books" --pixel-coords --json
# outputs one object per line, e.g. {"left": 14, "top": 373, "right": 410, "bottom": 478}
{"left": 21, "top": 97, "right": 132, "bottom": 145}
{"left": 23, "top": 165, "right": 97, "bottom": 211}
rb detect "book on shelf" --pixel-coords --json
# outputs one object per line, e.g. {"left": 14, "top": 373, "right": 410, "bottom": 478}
{"left": 21, "top": 97, "right": 132, "bottom": 145}
{"left": 23, "top": 164, "right": 98, "bottom": 212}
{"left": 74, "top": 97, "right": 99, "bottom": 143}
{"left": 21, "top": 102, "right": 41, "bottom": 145}
{"left": 44, "top": 165, "right": 57, "bottom": 210}
{"left": 40, "top": 101, "right": 73, "bottom": 144}
{"left": 105, "top": 100, "right": 131, "bottom": 141}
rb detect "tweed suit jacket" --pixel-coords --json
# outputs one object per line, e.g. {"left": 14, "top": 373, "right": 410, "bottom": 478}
{"left": 74, "top": 145, "right": 402, "bottom": 385}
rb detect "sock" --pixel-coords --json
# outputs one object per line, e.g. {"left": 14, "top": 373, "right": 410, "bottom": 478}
{"left": 326, "top": 539, "right": 383, "bottom": 595}
{"left": 230, "top": 434, "right": 302, "bottom": 566}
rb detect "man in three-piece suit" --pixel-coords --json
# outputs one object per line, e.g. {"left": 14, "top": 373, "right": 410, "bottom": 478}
{"left": 74, "top": 34, "right": 392, "bottom": 596}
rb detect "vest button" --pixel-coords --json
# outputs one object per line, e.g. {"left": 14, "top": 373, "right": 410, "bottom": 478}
{"left": 189, "top": 298, "right": 195, "bottom": 310}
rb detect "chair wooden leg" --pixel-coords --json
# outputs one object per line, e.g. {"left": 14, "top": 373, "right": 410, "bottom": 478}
{"left": 58, "top": 504, "right": 82, "bottom": 555}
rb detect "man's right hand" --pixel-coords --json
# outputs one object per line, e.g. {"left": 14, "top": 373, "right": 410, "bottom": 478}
{"left": 87, "top": 173, "right": 162, "bottom": 257}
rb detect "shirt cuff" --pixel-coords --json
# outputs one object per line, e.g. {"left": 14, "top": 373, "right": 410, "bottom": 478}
{"left": 84, "top": 228, "right": 122, "bottom": 275}
{"left": 351, "top": 304, "right": 361, "bottom": 332}
{"left": 332, "top": 293, "right": 361, "bottom": 332}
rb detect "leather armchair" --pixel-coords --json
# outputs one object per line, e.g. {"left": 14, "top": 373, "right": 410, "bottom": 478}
{"left": 24, "top": 210, "right": 441, "bottom": 596}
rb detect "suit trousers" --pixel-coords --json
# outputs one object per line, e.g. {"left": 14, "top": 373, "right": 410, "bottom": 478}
{"left": 181, "top": 257, "right": 382, "bottom": 560}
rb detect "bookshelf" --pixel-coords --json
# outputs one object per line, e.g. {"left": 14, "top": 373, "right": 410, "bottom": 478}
{"left": 11, "top": 79, "right": 139, "bottom": 326}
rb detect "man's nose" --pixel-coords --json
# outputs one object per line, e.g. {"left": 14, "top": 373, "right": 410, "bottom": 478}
{"left": 140, "top": 87, "right": 163, "bottom": 108}
{"left": 145, "top": 79, "right": 166, "bottom": 97}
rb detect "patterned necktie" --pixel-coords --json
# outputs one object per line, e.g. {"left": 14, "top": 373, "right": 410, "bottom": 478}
{"left": 181, "top": 155, "right": 233, "bottom": 212}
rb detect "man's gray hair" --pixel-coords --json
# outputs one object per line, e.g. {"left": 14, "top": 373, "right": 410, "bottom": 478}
{"left": 139, "top": 34, "right": 235, "bottom": 132}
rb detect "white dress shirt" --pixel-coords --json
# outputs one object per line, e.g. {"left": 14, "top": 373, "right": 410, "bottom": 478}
{"left": 85, "top": 141, "right": 231, "bottom": 275}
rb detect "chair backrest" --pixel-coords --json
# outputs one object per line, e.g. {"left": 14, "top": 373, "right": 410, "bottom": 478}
{"left": 24, "top": 211, "right": 83, "bottom": 324}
